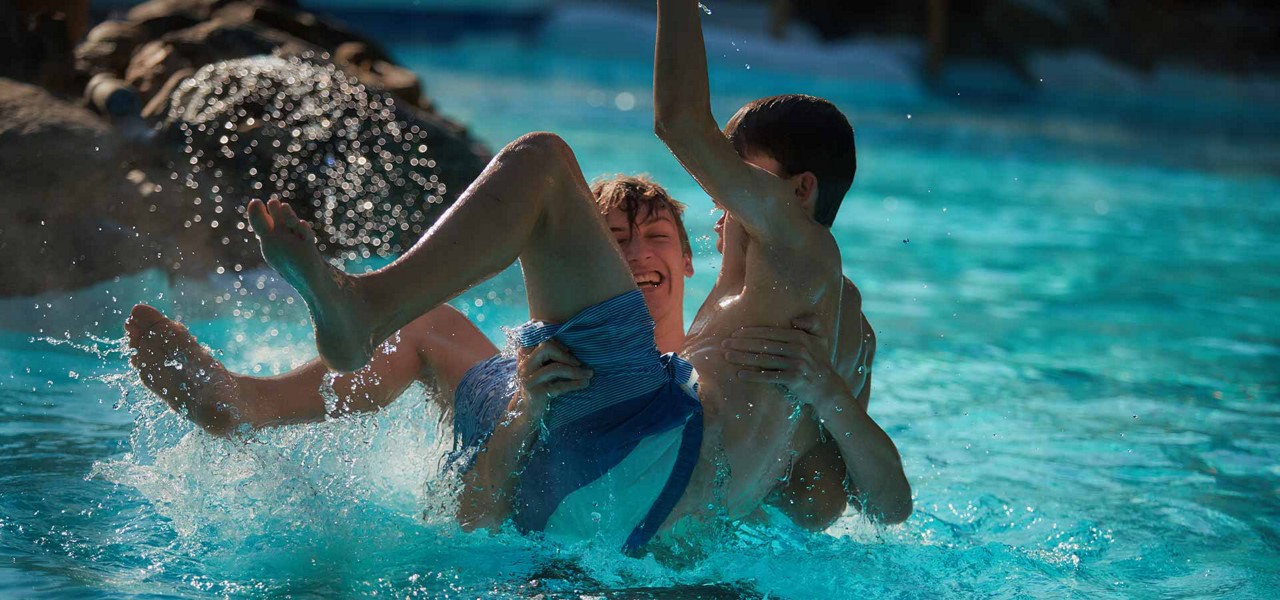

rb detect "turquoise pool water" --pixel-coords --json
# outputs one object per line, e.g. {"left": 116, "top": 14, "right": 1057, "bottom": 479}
{"left": 3, "top": 15, "right": 1280, "bottom": 599}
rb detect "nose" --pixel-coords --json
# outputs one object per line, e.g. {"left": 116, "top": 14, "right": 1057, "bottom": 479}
{"left": 625, "top": 235, "right": 654, "bottom": 263}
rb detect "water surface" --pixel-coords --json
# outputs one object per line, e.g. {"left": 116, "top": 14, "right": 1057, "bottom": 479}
{"left": 2, "top": 17, "right": 1278, "bottom": 599}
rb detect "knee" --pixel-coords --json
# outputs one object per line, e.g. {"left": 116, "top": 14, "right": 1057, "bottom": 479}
{"left": 505, "top": 131, "right": 575, "bottom": 169}
{"left": 512, "top": 131, "right": 571, "bottom": 154}
{"left": 406, "top": 305, "right": 470, "bottom": 342}
{"left": 407, "top": 305, "right": 494, "bottom": 353}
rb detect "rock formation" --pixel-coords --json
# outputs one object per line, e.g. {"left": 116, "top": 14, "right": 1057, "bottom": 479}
{"left": 0, "top": 0, "right": 491, "bottom": 296}
{"left": 783, "top": 0, "right": 1280, "bottom": 79}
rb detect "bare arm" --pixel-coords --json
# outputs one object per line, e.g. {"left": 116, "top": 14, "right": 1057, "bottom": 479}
{"left": 808, "top": 377, "right": 912, "bottom": 524}
{"left": 725, "top": 322, "right": 911, "bottom": 524}
{"left": 653, "top": 0, "right": 806, "bottom": 240}
{"left": 234, "top": 334, "right": 434, "bottom": 430}
{"left": 456, "top": 341, "right": 591, "bottom": 531}
{"left": 456, "top": 390, "right": 548, "bottom": 531}
{"left": 768, "top": 437, "right": 848, "bottom": 530}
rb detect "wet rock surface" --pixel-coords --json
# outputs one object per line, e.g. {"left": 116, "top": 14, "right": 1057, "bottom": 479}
{"left": 0, "top": 0, "right": 491, "bottom": 297}
{"left": 0, "top": 79, "right": 167, "bottom": 295}
{"left": 160, "top": 56, "right": 480, "bottom": 264}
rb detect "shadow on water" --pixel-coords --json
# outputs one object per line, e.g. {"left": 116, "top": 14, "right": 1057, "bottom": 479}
{"left": 524, "top": 559, "right": 763, "bottom": 599}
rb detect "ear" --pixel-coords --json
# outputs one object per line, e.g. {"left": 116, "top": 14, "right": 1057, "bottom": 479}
{"left": 683, "top": 252, "right": 694, "bottom": 278}
{"left": 794, "top": 171, "right": 818, "bottom": 214}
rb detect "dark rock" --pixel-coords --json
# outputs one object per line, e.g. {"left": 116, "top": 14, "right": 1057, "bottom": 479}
{"left": 75, "top": 20, "right": 145, "bottom": 77}
{"left": 0, "top": 78, "right": 125, "bottom": 220}
{"left": 4, "top": 0, "right": 493, "bottom": 295}
{"left": 215, "top": 1, "right": 394, "bottom": 64}
{"left": 125, "top": 0, "right": 300, "bottom": 37}
{"left": 0, "top": 7, "right": 79, "bottom": 94}
{"left": 123, "top": 19, "right": 312, "bottom": 102}
{"left": 0, "top": 79, "right": 167, "bottom": 295}
{"left": 140, "top": 67, "right": 196, "bottom": 120}
{"left": 126, "top": 0, "right": 215, "bottom": 24}
{"left": 156, "top": 56, "right": 490, "bottom": 264}
{"left": 0, "top": 216, "right": 164, "bottom": 297}
{"left": 333, "top": 41, "right": 422, "bottom": 107}
{"left": 786, "top": 0, "right": 1279, "bottom": 77}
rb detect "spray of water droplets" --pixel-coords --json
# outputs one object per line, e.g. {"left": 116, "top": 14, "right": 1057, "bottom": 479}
{"left": 167, "top": 54, "right": 448, "bottom": 267}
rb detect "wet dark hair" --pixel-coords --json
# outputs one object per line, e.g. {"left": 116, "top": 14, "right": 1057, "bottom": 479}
{"left": 591, "top": 174, "right": 692, "bottom": 257}
{"left": 724, "top": 94, "right": 856, "bottom": 227}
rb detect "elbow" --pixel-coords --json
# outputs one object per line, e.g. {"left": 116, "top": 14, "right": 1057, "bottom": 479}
{"left": 873, "top": 483, "right": 914, "bottom": 525}
{"left": 853, "top": 476, "right": 913, "bottom": 525}
{"left": 878, "top": 496, "right": 913, "bottom": 526}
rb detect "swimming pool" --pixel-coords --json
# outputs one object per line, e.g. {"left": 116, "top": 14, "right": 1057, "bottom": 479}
{"left": 2, "top": 9, "right": 1279, "bottom": 599}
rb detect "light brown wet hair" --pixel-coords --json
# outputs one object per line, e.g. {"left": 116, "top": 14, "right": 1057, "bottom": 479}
{"left": 591, "top": 174, "right": 692, "bottom": 258}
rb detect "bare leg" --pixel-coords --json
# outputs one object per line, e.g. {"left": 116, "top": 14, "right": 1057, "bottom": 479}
{"left": 251, "top": 132, "right": 637, "bottom": 371}
{"left": 126, "top": 303, "right": 498, "bottom": 436}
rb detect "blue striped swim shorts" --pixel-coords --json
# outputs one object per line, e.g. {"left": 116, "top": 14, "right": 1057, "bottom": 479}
{"left": 447, "top": 290, "right": 702, "bottom": 554}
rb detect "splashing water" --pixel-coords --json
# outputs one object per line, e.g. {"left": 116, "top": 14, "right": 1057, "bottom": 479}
{"left": 166, "top": 55, "right": 448, "bottom": 267}
{"left": 698, "top": 2, "right": 712, "bottom": 15}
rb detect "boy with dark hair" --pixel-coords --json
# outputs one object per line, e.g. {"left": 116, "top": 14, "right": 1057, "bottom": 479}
{"left": 723, "top": 94, "right": 857, "bottom": 228}
{"left": 651, "top": 0, "right": 910, "bottom": 530}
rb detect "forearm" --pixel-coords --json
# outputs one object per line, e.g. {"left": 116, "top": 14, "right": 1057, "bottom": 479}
{"left": 456, "top": 394, "right": 546, "bottom": 531}
{"left": 654, "top": 0, "right": 714, "bottom": 129}
{"left": 239, "top": 360, "right": 330, "bottom": 427}
{"left": 812, "top": 386, "right": 912, "bottom": 524}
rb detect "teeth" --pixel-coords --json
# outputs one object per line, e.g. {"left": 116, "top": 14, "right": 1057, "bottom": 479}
{"left": 633, "top": 272, "right": 662, "bottom": 287}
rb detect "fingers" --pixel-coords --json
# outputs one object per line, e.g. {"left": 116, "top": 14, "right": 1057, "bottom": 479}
{"left": 722, "top": 337, "right": 801, "bottom": 358}
{"left": 736, "top": 369, "right": 787, "bottom": 384}
{"left": 731, "top": 326, "right": 809, "bottom": 344}
{"left": 523, "top": 362, "right": 593, "bottom": 400}
{"left": 524, "top": 339, "right": 583, "bottom": 368}
{"left": 724, "top": 350, "right": 798, "bottom": 371}
{"left": 544, "top": 377, "right": 590, "bottom": 397}
{"left": 524, "top": 360, "right": 593, "bottom": 383}
{"left": 791, "top": 314, "right": 821, "bottom": 335}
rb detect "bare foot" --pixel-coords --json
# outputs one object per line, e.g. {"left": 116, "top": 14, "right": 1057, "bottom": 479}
{"left": 125, "top": 304, "right": 249, "bottom": 436}
{"left": 247, "top": 198, "right": 374, "bottom": 371}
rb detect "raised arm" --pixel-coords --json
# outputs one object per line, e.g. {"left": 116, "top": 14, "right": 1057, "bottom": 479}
{"left": 653, "top": 0, "right": 806, "bottom": 241}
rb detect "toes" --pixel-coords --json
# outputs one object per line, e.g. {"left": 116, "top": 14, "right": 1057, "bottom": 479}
{"left": 263, "top": 199, "right": 310, "bottom": 240}
{"left": 267, "top": 199, "right": 285, "bottom": 224}
{"left": 126, "top": 304, "right": 166, "bottom": 339}
{"left": 268, "top": 198, "right": 298, "bottom": 224}
{"left": 247, "top": 199, "right": 272, "bottom": 234}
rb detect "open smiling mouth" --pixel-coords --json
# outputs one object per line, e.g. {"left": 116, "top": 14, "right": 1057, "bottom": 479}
{"left": 634, "top": 271, "right": 665, "bottom": 288}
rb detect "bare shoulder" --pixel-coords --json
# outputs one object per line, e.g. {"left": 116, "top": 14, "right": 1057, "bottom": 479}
{"left": 840, "top": 277, "right": 863, "bottom": 311}
{"left": 833, "top": 276, "right": 876, "bottom": 383}
{"left": 754, "top": 214, "right": 843, "bottom": 283}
